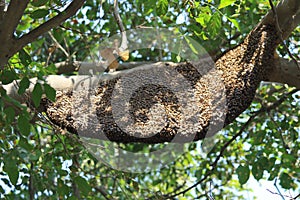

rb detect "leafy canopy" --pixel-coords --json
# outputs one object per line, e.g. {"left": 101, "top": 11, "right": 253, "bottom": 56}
{"left": 0, "top": 0, "right": 299, "bottom": 199}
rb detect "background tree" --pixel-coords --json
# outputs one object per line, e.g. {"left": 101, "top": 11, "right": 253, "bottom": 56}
{"left": 0, "top": 0, "right": 299, "bottom": 199}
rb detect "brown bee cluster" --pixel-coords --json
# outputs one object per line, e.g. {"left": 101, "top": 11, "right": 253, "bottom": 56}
{"left": 44, "top": 24, "right": 279, "bottom": 143}
{"left": 216, "top": 24, "right": 278, "bottom": 125}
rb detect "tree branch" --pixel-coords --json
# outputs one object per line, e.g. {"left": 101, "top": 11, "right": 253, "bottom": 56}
{"left": 29, "top": 162, "right": 35, "bottom": 200}
{"left": 265, "top": 57, "right": 300, "bottom": 89}
{"left": 16, "top": 0, "right": 85, "bottom": 53}
{"left": 0, "top": 0, "right": 29, "bottom": 39}
{"left": 268, "top": 0, "right": 300, "bottom": 70}
{"left": 53, "top": 60, "right": 155, "bottom": 74}
{"left": 0, "top": 0, "right": 5, "bottom": 21}
{"left": 1, "top": 75, "right": 76, "bottom": 103}
{"left": 48, "top": 31, "right": 69, "bottom": 58}
{"left": 262, "top": 0, "right": 300, "bottom": 41}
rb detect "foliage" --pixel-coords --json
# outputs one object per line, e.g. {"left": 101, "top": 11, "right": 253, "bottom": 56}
{"left": 0, "top": 0, "right": 299, "bottom": 199}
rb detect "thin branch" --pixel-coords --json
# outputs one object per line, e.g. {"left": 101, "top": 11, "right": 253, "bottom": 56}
{"left": 208, "top": 181, "right": 215, "bottom": 200}
{"left": 268, "top": 114, "right": 290, "bottom": 153}
{"left": 113, "top": 0, "right": 127, "bottom": 51}
{"left": 113, "top": 0, "right": 124, "bottom": 33}
{"left": 268, "top": 0, "right": 300, "bottom": 70}
{"left": 266, "top": 57, "right": 300, "bottom": 89}
{"left": 72, "top": 181, "right": 81, "bottom": 198}
{"left": 1, "top": 0, "right": 29, "bottom": 39}
{"left": 274, "top": 178, "right": 286, "bottom": 200}
{"left": 293, "top": 193, "right": 300, "bottom": 200}
{"left": 29, "top": 162, "right": 35, "bottom": 200}
{"left": 94, "top": 186, "right": 110, "bottom": 200}
{"left": 266, "top": 188, "right": 292, "bottom": 199}
{"left": 17, "top": 0, "right": 85, "bottom": 53}
{"left": 48, "top": 31, "right": 69, "bottom": 57}
{"left": 263, "top": 0, "right": 300, "bottom": 40}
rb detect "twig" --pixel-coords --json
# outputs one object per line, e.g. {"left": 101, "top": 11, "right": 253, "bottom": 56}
{"left": 208, "top": 181, "right": 215, "bottom": 200}
{"left": 48, "top": 31, "right": 70, "bottom": 58}
{"left": 72, "top": 180, "right": 81, "bottom": 199}
{"left": 113, "top": 0, "right": 127, "bottom": 51}
{"left": 29, "top": 162, "right": 35, "bottom": 200}
{"left": 266, "top": 188, "right": 292, "bottom": 199}
{"left": 94, "top": 186, "right": 110, "bottom": 200}
{"left": 268, "top": 0, "right": 300, "bottom": 70}
{"left": 268, "top": 114, "right": 290, "bottom": 153}
{"left": 274, "top": 178, "right": 286, "bottom": 200}
{"left": 292, "top": 193, "right": 300, "bottom": 200}
{"left": 113, "top": 0, "right": 124, "bottom": 33}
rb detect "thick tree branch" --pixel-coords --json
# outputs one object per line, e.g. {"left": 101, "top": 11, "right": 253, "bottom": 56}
{"left": 16, "top": 0, "right": 85, "bottom": 53}
{"left": 53, "top": 56, "right": 300, "bottom": 89}
{"left": 265, "top": 57, "right": 300, "bottom": 89}
{"left": 0, "top": 0, "right": 29, "bottom": 39}
{"left": 2, "top": 75, "right": 76, "bottom": 103}
{"left": 0, "top": 0, "right": 5, "bottom": 21}
{"left": 54, "top": 60, "right": 155, "bottom": 74}
{"left": 0, "top": 0, "right": 29, "bottom": 68}
{"left": 262, "top": 0, "right": 300, "bottom": 41}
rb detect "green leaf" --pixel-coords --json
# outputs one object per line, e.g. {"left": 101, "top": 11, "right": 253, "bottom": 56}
{"left": 184, "top": 36, "right": 201, "bottom": 55}
{"left": 218, "top": 0, "right": 236, "bottom": 9}
{"left": 18, "top": 115, "right": 31, "bottom": 136}
{"left": 19, "top": 49, "right": 32, "bottom": 66}
{"left": 58, "top": 179, "right": 70, "bottom": 196}
{"left": 252, "top": 161, "right": 263, "bottom": 180}
{"left": 4, "top": 159, "right": 19, "bottom": 186}
{"left": 257, "top": 156, "right": 268, "bottom": 170}
{"left": 52, "top": 29, "right": 64, "bottom": 42}
{"left": 30, "top": 9, "right": 49, "bottom": 19}
{"left": 208, "top": 13, "right": 221, "bottom": 37}
{"left": 268, "top": 164, "right": 280, "bottom": 180}
{"left": 265, "top": 157, "right": 276, "bottom": 172}
{"left": 32, "top": 83, "right": 43, "bottom": 107}
{"left": 195, "top": 7, "right": 212, "bottom": 27}
{"left": 31, "top": 0, "right": 48, "bottom": 7}
{"left": 279, "top": 173, "right": 293, "bottom": 189}
{"left": 144, "top": 0, "right": 154, "bottom": 14}
{"left": 236, "top": 165, "right": 250, "bottom": 185}
{"left": 74, "top": 176, "right": 91, "bottom": 196}
{"left": 227, "top": 17, "right": 240, "bottom": 31}
{"left": 1, "top": 70, "right": 17, "bottom": 84}
{"left": 4, "top": 107, "right": 15, "bottom": 123}
{"left": 44, "top": 83, "right": 56, "bottom": 102}
{"left": 18, "top": 77, "right": 30, "bottom": 95}
{"left": 156, "top": 0, "right": 168, "bottom": 16}
{"left": 19, "top": 136, "right": 34, "bottom": 151}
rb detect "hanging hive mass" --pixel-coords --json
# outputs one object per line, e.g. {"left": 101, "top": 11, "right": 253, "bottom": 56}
{"left": 44, "top": 24, "right": 279, "bottom": 143}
